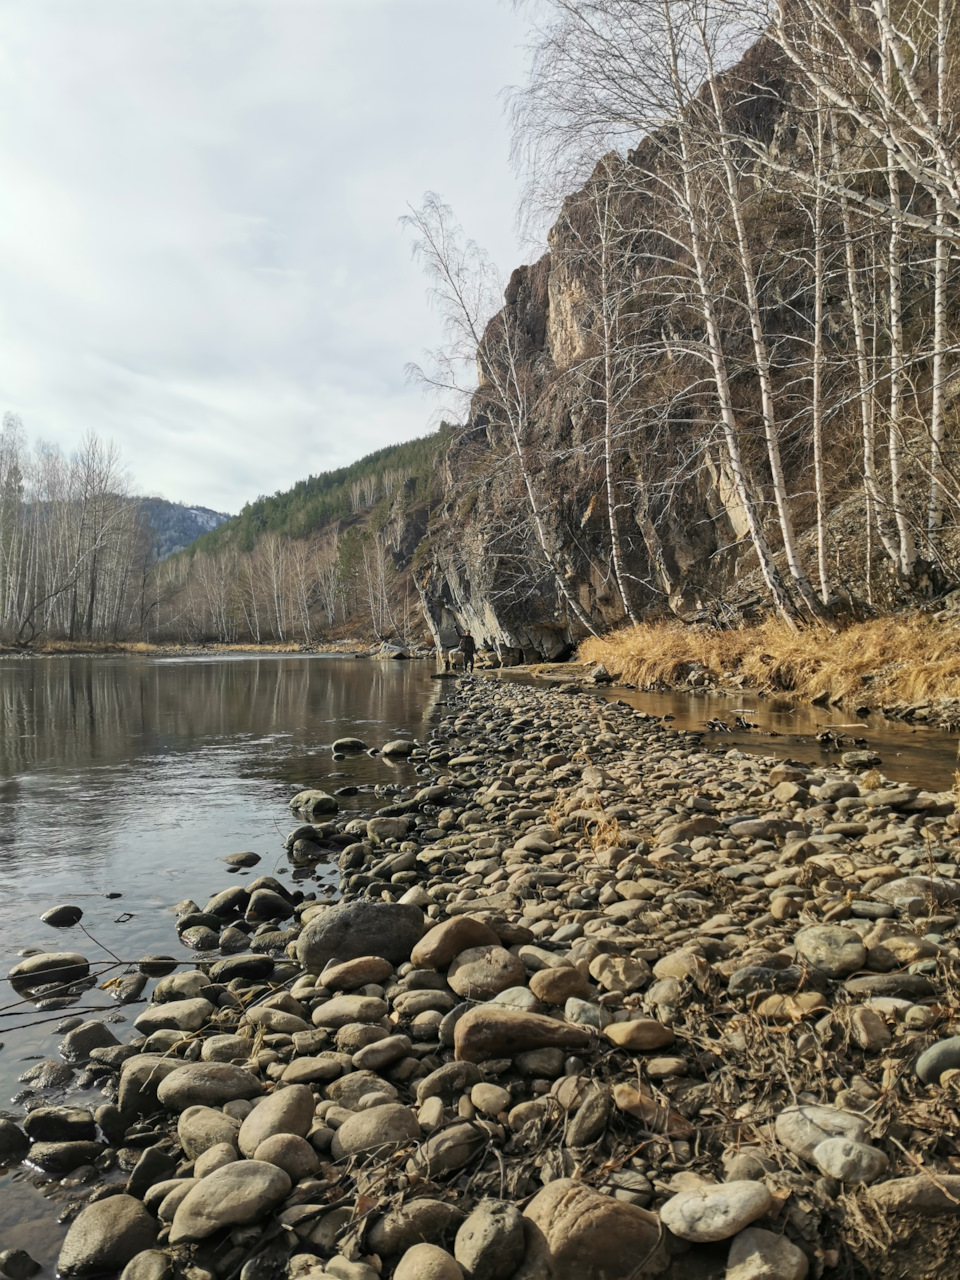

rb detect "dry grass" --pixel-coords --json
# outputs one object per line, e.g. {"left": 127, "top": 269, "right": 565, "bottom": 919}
{"left": 579, "top": 615, "right": 960, "bottom": 708}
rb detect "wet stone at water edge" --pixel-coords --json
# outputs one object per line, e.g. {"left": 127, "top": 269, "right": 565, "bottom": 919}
{"left": 3, "top": 676, "right": 960, "bottom": 1279}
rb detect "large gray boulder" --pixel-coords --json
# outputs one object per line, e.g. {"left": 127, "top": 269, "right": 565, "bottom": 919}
{"left": 296, "top": 900, "right": 423, "bottom": 972}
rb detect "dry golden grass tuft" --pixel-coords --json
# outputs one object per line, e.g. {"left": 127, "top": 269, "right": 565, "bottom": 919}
{"left": 579, "top": 615, "right": 960, "bottom": 707}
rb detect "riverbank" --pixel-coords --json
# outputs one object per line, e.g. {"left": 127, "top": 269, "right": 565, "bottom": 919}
{"left": 4, "top": 675, "right": 960, "bottom": 1278}
{"left": 0, "top": 639, "right": 409, "bottom": 658}
{"left": 577, "top": 614, "right": 960, "bottom": 731}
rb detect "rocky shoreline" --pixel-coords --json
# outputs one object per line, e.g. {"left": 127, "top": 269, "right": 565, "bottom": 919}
{"left": 3, "top": 677, "right": 960, "bottom": 1280}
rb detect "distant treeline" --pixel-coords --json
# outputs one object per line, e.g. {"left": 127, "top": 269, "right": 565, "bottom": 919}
{"left": 0, "top": 415, "right": 451, "bottom": 647}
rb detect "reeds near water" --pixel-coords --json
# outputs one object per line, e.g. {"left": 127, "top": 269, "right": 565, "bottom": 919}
{"left": 578, "top": 616, "right": 960, "bottom": 707}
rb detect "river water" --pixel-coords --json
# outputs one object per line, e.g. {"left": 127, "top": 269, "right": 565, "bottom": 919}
{"left": 0, "top": 653, "right": 956, "bottom": 1265}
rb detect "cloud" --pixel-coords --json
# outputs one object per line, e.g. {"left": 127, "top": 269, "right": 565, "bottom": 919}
{"left": 0, "top": 0, "right": 533, "bottom": 509}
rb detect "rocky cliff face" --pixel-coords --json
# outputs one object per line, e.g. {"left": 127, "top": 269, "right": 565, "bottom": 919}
{"left": 408, "top": 30, "right": 958, "bottom": 659}
{"left": 411, "top": 48, "right": 796, "bottom": 659}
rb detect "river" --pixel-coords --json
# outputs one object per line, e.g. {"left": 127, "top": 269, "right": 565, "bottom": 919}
{"left": 0, "top": 652, "right": 956, "bottom": 1265}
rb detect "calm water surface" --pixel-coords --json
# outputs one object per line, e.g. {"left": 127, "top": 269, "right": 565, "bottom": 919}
{"left": 0, "top": 654, "right": 443, "bottom": 1262}
{"left": 0, "top": 654, "right": 956, "bottom": 1264}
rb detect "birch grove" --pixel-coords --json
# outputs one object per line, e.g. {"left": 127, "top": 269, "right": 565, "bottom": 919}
{"left": 0, "top": 419, "right": 153, "bottom": 644}
{"left": 502, "top": 0, "right": 960, "bottom": 619}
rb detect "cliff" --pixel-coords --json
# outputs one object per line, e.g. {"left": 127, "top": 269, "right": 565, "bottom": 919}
{"left": 411, "top": 34, "right": 960, "bottom": 658}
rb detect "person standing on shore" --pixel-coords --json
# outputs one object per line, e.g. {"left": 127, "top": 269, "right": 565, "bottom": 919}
{"left": 457, "top": 628, "right": 476, "bottom": 674}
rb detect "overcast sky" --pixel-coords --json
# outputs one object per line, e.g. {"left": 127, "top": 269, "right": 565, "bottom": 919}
{"left": 0, "top": 1, "right": 537, "bottom": 511}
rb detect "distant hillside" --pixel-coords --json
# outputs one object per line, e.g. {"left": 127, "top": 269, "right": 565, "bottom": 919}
{"left": 152, "top": 428, "right": 454, "bottom": 645}
{"left": 139, "top": 499, "right": 233, "bottom": 559}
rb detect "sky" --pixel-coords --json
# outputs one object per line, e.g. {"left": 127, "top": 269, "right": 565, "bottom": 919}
{"left": 0, "top": 1, "right": 537, "bottom": 512}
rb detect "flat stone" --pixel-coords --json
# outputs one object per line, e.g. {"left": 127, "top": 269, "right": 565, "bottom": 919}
{"left": 40, "top": 905, "right": 83, "bottom": 928}
{"left": 221, "top": 851, "right": 261, "bottom": 867}
{"left": 754, "top": 993, "right": 828, "bottom": 1021}
{"left": 8, "top": 951, "right": 89, "bottom": 992}
{"left": 297, "top": 900, "right": 424, "bottom": 971}
{"left": 447, "top": 946, "right": 526, "bottom": 1000}
{"left": 812, "top": 1138, "right": 888, "bottom": 1183}
{"left": 27, "top": 1141, "right": 106, "bottom": 1174}
{"left": 603, "top": 1020, "right": 675, "bottom": 1051}
{"left": 323, "top": 956, "right": 395, "bottom": 990}
{"left": 725, "top": 1227, "right": 809, "bottom": 1279}
{"left": 844, "top": 974, "right": 937, "bottom": 1000}
{"left": 453, "top": 1006, "right": 592, "bottom": 1063}
{"left": 312, "top": 994, "right": 389, "bottom": 1028}
{"left": 522, "top": 1178, "right": 665, "bottom": 1280}
{"left": 133, "top": 998, "right": 214, "bottom": 1035}
{"left": 156, "top": 1064, "right": 262, "bottom": 1112}
{"left": 352, "top": 1034, "right": 412, "bottom": 1071}
{"left": 869, "top": 1173, "right": 960, "bottom": 1215}
{"left": 243, "top": 1006, "right": 310, "bottom": 1035}
{"left": 652, "top": 950, "right": 707, "bottom": 982}
{"left": 794, "top": 926, "right": 866, "bottom": 978}
{"left": 57, "top": 1195, "right": 157, "bottom": 1275}
{"left": 23, "top": 1106, "right": 95, "bottom": 1143}
{"left": 168, "top": 1160, "right": 291, "bottom": 1243}
{"left": 873, "top": 875, "right": 960, "bottom": 905}
{"left": 209, "top": 954, "right": 275, "bottom": 982}
{"left": 367, "top": 1201, "right": 466, "bottom": 1256}
{"left": 661, "top": 1180, "right": 772, "bottom": 1243}
{"left": 411, "top": 917, "right": 501, "bottom": 970}
{"left": 281, "top": 1054, "right": 345, "bottom": 1084}
{"left": 330, "top": 1104, "right": 420, "bottom": 1158}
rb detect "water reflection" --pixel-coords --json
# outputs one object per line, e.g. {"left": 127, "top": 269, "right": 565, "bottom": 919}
{"left": 0, "top": 654, "right": 447, "bottom": 1267}
{"left": 0, "top": 654, "right": 441, "bottom": 778}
